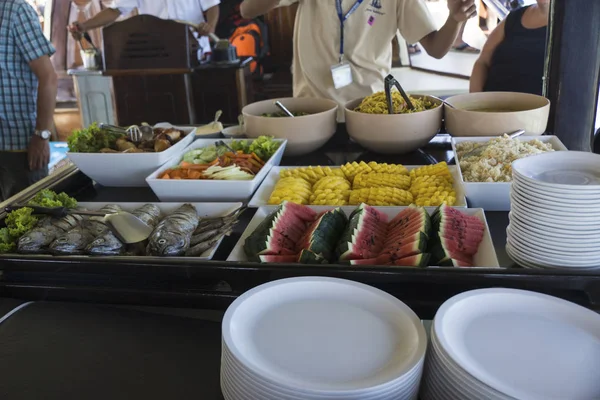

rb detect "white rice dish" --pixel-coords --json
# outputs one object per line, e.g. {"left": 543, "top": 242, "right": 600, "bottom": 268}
{"left": 456, "top": 135, "right": 554, "bottom": 182}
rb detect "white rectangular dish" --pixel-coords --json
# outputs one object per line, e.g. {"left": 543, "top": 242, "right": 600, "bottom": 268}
{"left": 67, "top": 122, "right": 196, "bottom": 187}
{"left": 2, "top": 202, "right": 242, "bottom": 261}
{"left": 248, "top": 165, "right": 467, "bottom": 208}
{"left": 146, "top": 138, "right": 287, "bottom": 202}
{"left": 451, "top": 135, "right": 568, "bottom": 211}
{"left": 227, "top": 206, "right": 500, "bottom": 268}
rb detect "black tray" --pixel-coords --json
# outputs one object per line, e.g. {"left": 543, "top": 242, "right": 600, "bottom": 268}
{"left": 1, "top": 130, "right": 599, "bottom": 318}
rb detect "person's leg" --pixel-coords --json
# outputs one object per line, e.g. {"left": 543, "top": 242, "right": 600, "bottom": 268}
{"left": 0, "top": 152, "right": 48, "bottom": 202}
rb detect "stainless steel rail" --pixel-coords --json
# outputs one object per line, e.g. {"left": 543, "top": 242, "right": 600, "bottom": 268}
{"left": 0, "top": 164, "right": 80, "bottom": 220}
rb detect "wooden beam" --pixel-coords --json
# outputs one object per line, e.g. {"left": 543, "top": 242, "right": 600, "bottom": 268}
{"left": 544, "top": 0, "right": 600, "bottom": 151}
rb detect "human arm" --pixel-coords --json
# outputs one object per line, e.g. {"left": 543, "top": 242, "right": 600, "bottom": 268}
{"left": 470, "top": 18, "right": 506, "bottom": 92}
{"left": 68, "top": 8, "right": 122, "bottom": 40}
{"left": 13, "top": 3, "right": 57, "bottom": 170}
{"left": 29, "top": 56, "right": 57, "bottom": 170}
{"left": 197, "top": 4, "right": 220, "bottom": 36}
{"left": 240, "top": 0, "right": 284, "bottom": 19}
{"left": 419, "top": 0, "right": 477, "bottom": 59}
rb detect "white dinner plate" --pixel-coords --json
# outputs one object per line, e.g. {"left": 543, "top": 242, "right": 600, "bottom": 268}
{"left": 434, "top": 288, "right": 600, "bottom": 400}
{"left": 512, "top": 151, "right": 600, "bottom": 190}
{"left": 507, "top": 236, "right": 600, "bottom": 264}
{"left": 509, "top": 194, "right": 600, "bottom": 224}
{"left": 222, "top": 277, "right": 427, "bottom": 395}
{"left": 510, "top": 207, "right": 600, "bottom": 230}
{"left": 510, "top": 189, "right": 600, "bottom": 216}
{"left": 511, "top": 182, "right": 600, "bottom": 206}
{"left": 508, "top": 212, "right": 600, "bottom": 237}
{"left": 221, "top": 343, "right": 424, "bottom": 399}
{"left": 507, "top": 224, "right": 600, "bottom": 247}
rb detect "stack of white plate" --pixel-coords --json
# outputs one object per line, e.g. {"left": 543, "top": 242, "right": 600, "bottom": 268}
{"left": 221, "top": 277, "right": 427, "bottom": 400}
{"left": 420, "top": 288, "right": 600, "bottom": 400}
{"left": 507, "top": 151, "right": 600, "bottom": 270}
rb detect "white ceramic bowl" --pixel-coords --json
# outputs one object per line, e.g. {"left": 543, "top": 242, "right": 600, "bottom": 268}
{"left": 67, "top": 122, "right": 196, "bottom": 187}
{"left": 242, "top": 98, "right": 338, "bottom": 156}
{"left": 222, "top": 125, "right": 245, "bottom": 138}
{"left": 146, "top": 138, "right": 287, "bottom": 202}
{"left": 445, "top": 92, "right": 550, "bottom": 137}
{"left": 344, "top": 95, "right": 443, "bottom": 154}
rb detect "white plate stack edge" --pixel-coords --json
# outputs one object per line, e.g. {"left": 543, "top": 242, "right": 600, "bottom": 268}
{"left": 507, "top": 151, "right": 600, "bottom": 270}
{"left": 220, "top": 277, "right": 427, "bottom": 400}
{"left": 420, "top": 288, "right": 600, "bottom": 400}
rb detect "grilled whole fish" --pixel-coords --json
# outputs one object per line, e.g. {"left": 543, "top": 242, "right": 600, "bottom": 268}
{"left": 18, "top": 213, "right": 84, "bottom": 254}
{"left": 87, "top": 204, "right": 161, "bottom": 256}
{"left": 50, "top": 204, "right": 122, "bottom": 255}
{"left": 185, "top": 207, "right": 243, "bottom": 257}
{"left": 146, "top": 204, "right": 199, "bottom": 256}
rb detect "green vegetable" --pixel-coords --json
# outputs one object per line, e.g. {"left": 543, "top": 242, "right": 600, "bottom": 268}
{"left": 246, "top": 136, "right": 281, "bottom": 161}
{"left": 0, "top": 228, "right": 15, "bottom": 253}
{"left": 29, "top": 189, "right": 78, "bottom": 209}
{"left": 68, "top": 122, "right": 125, "bottom": 153}
{"left": 182, "top": 145, "right": 228, "bottom": 164}
{"left": 0, "top": 190, "right": 77, "bottom": 254}
{"left": 5, "top": 207, "right": 38, "bottom": 239}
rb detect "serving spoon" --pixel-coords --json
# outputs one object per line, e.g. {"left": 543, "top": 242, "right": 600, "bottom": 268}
{"left": 6, "top": 206, "right": 154, "bottom": 244}
{"left": 274, "top": 101, "right": 295, "bottom": 117}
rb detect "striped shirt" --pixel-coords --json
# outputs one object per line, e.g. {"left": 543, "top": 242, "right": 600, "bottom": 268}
{"left": 0, "top": 0, "right": 55, "bottom": 151}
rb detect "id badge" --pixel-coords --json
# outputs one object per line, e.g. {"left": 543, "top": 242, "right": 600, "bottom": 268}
{"left": 331, "top": 62, "right": 353, "bottom": 89}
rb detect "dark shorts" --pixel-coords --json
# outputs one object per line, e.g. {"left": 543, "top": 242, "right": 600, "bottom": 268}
{"left": 0, "top": 152, "right": 48, "bottom": 202}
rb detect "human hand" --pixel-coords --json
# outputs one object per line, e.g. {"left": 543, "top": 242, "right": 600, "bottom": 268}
{"left": 67, "top": 21, "right": 84, "bottom": 41}
{"left": 448, "top": 0, "right": 477, "bottom": 23}
{"left": 28, "top": 135, "right": 50, "bottom": 171}
{"left": 196, "top": 22, "right": 213, "bottom": 36}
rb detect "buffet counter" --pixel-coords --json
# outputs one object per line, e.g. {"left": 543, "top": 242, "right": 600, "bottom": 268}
{"left": 1, "top": 130, "right": 600, "bottom": 317}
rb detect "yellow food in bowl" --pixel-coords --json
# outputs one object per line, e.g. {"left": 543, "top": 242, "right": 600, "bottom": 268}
{"left": 355, "top": 91, "right": 438, "bottom": 114}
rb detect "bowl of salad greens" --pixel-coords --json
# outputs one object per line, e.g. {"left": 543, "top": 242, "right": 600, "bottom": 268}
{"left": 145, "top": 136, "right": 287, "bottom": 202}
{"left": 242, "top": 97, "right": 338, "bottom": 156}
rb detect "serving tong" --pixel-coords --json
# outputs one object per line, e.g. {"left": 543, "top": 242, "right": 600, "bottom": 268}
{"left": 99, "top": 123, "right": 153, "bottom": 143}
{"left": 384, "top": 74, "right": 414, "bottom": 114}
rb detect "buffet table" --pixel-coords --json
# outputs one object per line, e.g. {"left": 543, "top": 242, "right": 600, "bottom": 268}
{"left": 1, "top": 128, "right": 600, "bottom": 318}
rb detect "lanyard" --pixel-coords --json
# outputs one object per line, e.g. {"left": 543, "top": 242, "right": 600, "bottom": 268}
{"left": 335, "top": 0, "right": 364, "bottom": 62}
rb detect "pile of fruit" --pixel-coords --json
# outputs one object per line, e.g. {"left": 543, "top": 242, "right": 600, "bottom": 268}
{"left": 243, "top": 202, "right": 485, "bottom": 267}
{"left": 267, "top": 161, "right": 457, "bottom": 207}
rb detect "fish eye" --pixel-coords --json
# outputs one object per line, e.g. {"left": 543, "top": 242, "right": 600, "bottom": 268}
{"left": 158, "top": 239, "right": 167, "bottom": 245}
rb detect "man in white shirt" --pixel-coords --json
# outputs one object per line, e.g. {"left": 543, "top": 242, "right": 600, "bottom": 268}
{"left": 241, "top": 0, "right": 476, "bottom": 119}
{"left": 69, "top": 0, "right": 220, "bottom": 60}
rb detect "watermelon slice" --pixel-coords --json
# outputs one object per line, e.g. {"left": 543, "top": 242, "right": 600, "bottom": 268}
{"left": 281, "top": 201, "right": 318, "bottom": 222}
{"left": 428, "top": 205, "right": 485, "bottom": 266}
{"left": 338, "top": 204, "right": 388, "bottom": 261}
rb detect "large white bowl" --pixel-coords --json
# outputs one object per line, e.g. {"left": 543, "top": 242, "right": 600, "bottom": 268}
{"left": 445, "top": 92, "right": 550, "bottom": 137}
{"left": 242, "top": 98, "right": 338, "bottom": 156}
{"left": 146, "top": 138, "right": 287, "bottom": 202}
{"left": 67, "top": 123, "right": 196, "bottom": 187}
{"left": 344, "top": 95, "right": 443, "bottom": 154}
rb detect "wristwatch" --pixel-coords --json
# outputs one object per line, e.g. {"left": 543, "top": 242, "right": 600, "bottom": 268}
{"left": 34, "top": 130, "right": 51, "bottom": 140}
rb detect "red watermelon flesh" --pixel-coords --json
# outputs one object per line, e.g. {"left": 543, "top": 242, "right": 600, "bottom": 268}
{"left": 438, "top": 235, "right": 481, "bottom": 255}
{"left": 382, "top": 232, "right": 427, "bottom": 253}
{"left": 387, "top": 219, "right": 428, "bottom": 242}
{"left": 281, "top": 201, "right": 318, "bottom": 222}
{"left": 359, "top": 204, "right": 389, "bottom": 225}
{"left": 388, "top": 208, "right": 421, "bottom": 231}
{"left": 382, "top": 238, "right": 426, "bottom": 259}
{"left": 271, "top": 214, "right": 306, "bottom": 242}
{"left": 259, "top": 254, "right": 299, "bottom": 263}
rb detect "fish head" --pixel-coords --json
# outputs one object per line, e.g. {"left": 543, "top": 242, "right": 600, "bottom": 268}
{"left": 147, "top": 230, "right": 188, "bottom": 256}
{"left": 18, "top": 229, "right": 52, "bottom": 253}
{"left": 50, "top": 228, "right": 91, "bottom": 255}
{"left": 86, "top": 233, "right": 124, "bottom": 256}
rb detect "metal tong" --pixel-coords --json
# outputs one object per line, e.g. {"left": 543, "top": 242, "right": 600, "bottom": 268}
{"left": 384, "top": 74, "right": 414, "bottom": 114}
